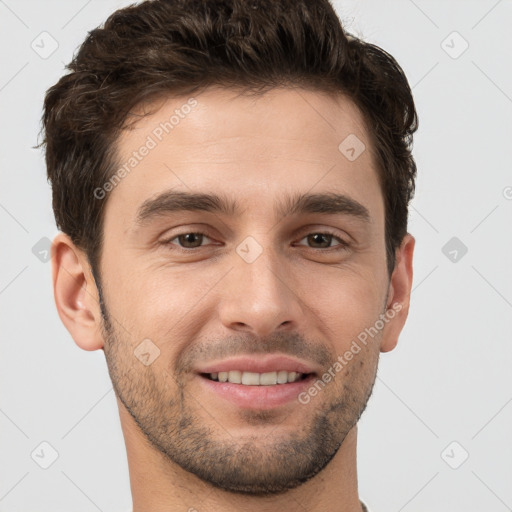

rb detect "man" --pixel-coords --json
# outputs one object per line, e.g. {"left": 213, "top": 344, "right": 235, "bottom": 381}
{"left": 42, "top": 0, "right": 417, "bottom": 510}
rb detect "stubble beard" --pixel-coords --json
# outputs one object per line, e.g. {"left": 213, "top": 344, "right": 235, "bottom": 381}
{"left": 98, "top": 286, "right": 379, "bottom": 495}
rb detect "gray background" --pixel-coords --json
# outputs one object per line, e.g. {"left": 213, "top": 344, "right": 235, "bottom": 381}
{"left": 1, "top": 0, "right": 511, "bottom": 511}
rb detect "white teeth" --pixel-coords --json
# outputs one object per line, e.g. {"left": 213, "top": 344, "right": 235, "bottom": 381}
{"left": 241, "top": 371, "right": 260, "bottom": 385}
{"left": 228, "top": 370, "right": 242, "bottom": 384}
{"left": 260, "top": 372, "right": 277, "bottom": 385}
{"left": 277, "top": 370, "right": 288, "bottom": 384}
{"left": 209, "top": 370, "right": 304, "bottom": 385}
{"left": 287, "top": 371, "right": 297, "bottom": 383}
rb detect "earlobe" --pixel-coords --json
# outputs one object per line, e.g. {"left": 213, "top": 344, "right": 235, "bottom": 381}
{"left": 51, "top": 232, "right": 105, "bottom": 351}
{"left": 380, "top": 233, "right": 415, "bottom": 353}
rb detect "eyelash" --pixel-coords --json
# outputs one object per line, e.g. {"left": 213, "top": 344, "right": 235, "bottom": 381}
{"left": 161, "top": 230, "right": 350, "bottom": 253}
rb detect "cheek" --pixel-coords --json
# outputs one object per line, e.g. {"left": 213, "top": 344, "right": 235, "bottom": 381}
{"left": 300, "top": 266, "right": 387, "bottom": 345}
{"left": 105, "top": 243, "right": 388, "bottom": 351}
{"left": 112, "top": 266, "right": 219, "bottom": 353}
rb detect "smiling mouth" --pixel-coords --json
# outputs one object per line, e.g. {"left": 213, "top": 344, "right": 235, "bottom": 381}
{"left": 201, "top": 370, "right": 312, "bottom": 386}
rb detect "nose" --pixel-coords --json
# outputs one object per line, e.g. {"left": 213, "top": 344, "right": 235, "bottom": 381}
{"left": 218, "top": 245, "right": 304, "bottom": 339}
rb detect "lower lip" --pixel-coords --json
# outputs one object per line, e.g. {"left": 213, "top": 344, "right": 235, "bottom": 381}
{"left": 197, "top": 374, "right": 315, "bottom": 409}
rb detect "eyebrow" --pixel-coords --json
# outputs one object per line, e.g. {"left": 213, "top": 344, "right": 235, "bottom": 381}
{"left": 134, "top": 190, "right": 371, "bottom": 227}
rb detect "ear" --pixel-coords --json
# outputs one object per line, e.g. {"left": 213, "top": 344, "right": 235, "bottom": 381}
{"left": 51, "top": 232, "right": 105, "bottom": 351}
{"left": 380, "top": 233, "right": 415, "bottom": 353}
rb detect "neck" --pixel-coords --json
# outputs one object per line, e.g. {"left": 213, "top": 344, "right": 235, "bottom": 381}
{"left": 118, "top": 400, "right": 363, "bottom": 512}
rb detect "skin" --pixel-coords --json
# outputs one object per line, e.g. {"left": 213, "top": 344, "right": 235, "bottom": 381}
{"left": 51, "top": 86, "right": 414, "bottom": 512}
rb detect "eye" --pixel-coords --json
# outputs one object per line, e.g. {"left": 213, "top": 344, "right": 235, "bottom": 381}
{"left": 295, "top": 232, "right": 349, "bottom": 250}
{"left": 161, "top": 230, "right": 350, "bottom": 252}
{"left": 164, "top": 232, "right": 213, "bottom": 249}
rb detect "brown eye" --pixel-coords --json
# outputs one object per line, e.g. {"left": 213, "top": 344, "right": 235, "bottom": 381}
{"left": 297, "top": 232, "right": 348, "bottom": 250}
{"left": 307, "top": 233, "right": 333, "bottom": 248}
{"left": 167, "top": 232, "right": 212, "bottom": 249}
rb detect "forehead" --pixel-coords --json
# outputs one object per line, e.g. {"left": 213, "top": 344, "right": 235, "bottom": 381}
{"left": 105, "top": 86, "right": 382, "bottom": 228}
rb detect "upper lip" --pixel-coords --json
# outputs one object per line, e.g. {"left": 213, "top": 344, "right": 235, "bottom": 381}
{"left": 195, "top": 355, "right": 319, "bottom": 375}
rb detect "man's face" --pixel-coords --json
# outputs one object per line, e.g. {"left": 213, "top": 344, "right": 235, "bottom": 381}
{"left": 97, "top": 87, "right": 392, "bottom": 494}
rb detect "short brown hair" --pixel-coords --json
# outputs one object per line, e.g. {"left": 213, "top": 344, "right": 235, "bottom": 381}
{"left": 40, "top": 0, "right": 418, "bottom": 279}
